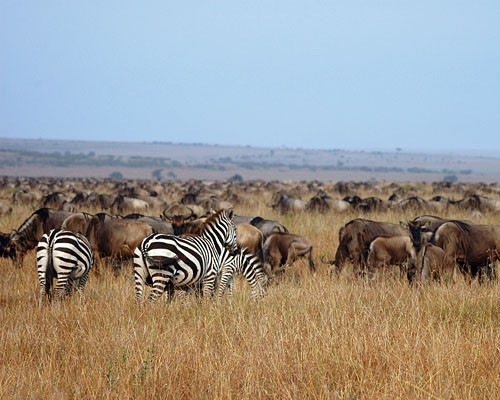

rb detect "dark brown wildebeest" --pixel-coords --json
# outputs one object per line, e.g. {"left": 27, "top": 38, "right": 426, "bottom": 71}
{"left": 427, "top": 221, "right": 500, "bottom": 281}
{"left": 343, "top": 195, "right": 363, "bottom": 208}
{"left": 454, "top": 194, "right": 500, "bottom": 213}
{"left": 263, "top": 232, "right": 315, "bottom": 276}
{"left": 321, "top": 219, "right": 408, "bottom": 277}
{"left": 6, "top": 208, "right": 74, "bottom": 264}
{"left": 366, "top": 235, "right": 413, "bottom": 276}
{"left": 403, "top": 215, "right": 473, "bottom": 254}
{"left": 41, "top": 192, "right": 68, "bottom": 209}
{"left": 179, "top": 192, "right": 199, "bottom": 205}
{"left": 249, "top": 216, "right": 288, "bottom": 241}
{"left": 415, "top": 243, "right": 452, "bottom": 283}
{"left": 161, "top": 203, "right": 206, "bottom": 235}
{"left": 359, "top": 197, "right": 388, "bottom": 212}
{"left": 267, "top": 192, "right": 307, "bottom": 214}
{"left": 63, "top": 212, "right": 152, "bottom": 268}
{"left": 124, "top": 214, "right": 173, "bottom": 234}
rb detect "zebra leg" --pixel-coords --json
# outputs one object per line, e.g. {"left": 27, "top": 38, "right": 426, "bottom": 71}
{"left": 147, "top": 272, "right": 171, "bottom": 302}
{"left": 202, "top": 272, "right": 218, "bottom": 298}
{"left": 217, "top": 266, "right": 235, "bottom": 298}
{"left": 77, "top": 270, "right": 90, "bottom": 291}
{"left": 38, "top": 272, "right": 47, "bottom": 307}
{"left": 133, "top": 253, "right": 148, "bottom": 302}
{"left": 53, "top": 272, "right": 71, "bottom": 301}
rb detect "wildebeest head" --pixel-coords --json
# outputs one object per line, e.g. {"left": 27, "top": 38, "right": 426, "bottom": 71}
{"left": 267, "top": 191, "right": 286, "bottom": 208}
{"left": 162, "top": 203, "right": 195, "bottom": 235}
{"left": 401, "top": 217, "right": 430, "bottom": 253}
{"left": 0, "top": 231, "right": 15, "bottom": 258}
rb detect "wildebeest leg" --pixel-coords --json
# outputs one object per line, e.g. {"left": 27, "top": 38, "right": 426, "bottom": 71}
{"left": 93, "top": 254, "right": 103, "bottom": 276}
{"left": 286, "top": 242, "right": 315, "bottom": 273}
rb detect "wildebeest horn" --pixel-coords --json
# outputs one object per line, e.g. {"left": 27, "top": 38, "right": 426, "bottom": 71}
{"left": 406, "top": 216, "right": 410, "bottom": 224}
{"left": 162, "top": 210, "right": 174, "bottom": 219}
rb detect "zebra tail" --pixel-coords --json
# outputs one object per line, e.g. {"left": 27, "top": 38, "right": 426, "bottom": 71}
{"left": 45, "top": 231, "right": 57, "bottom": 297}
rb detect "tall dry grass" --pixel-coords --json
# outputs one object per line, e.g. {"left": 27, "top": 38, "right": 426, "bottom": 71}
{"left": 1, "top": 195, "right": 500, "bottom": 398}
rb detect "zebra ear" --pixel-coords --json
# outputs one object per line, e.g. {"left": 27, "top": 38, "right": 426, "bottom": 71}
{"left": 227, "top": 208, "right": 234, "bottom": 220}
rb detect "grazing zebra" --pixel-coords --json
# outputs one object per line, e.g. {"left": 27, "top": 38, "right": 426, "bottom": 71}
{"left": 133, "top": 209, "right": 237, "bottom": 302}
{"left": 37, "top": 229, "right": 94, "bottom": 306}
{"left": 218, "top": 247, "right": 268, "bottom": 299}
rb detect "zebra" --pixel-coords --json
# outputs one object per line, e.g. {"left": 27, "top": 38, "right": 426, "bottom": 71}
{"left": 218, "top": 247, "right": 268, "bottom": 299}
{"left": 133, "top": 208, "right": 238, "bottom": 302}
{"left": 37, "top": 228, "right": 94, "bottom": 306}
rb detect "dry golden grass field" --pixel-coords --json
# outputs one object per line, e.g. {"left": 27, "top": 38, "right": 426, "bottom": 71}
{"left": 1, "top": 186, "right": 500, "bottom": 399}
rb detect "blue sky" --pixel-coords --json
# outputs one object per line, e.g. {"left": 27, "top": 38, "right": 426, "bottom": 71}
{"left": 1, "top": 1, "right": 499, "bottom": 151}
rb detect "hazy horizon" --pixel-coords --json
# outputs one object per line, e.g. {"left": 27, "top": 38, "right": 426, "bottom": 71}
{"left": 2, "top": 2, "right": 499, "bottom": 150}
{"left": 2, "top": 136, "right": 500, "bottom": 160}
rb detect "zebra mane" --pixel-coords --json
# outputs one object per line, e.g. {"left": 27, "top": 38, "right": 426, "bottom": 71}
{"left": 199, "top": 209, "right": 228, "bottom": 233}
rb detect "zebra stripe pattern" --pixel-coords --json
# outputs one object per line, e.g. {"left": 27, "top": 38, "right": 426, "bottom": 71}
{"left": 133, "top": 209, "right": 237, "bottom": 302}
{"left": 37, "top": 229, "right": 94, "bottom": 306}
{"left": 218, "top": 247, "right": 268, "bottom": 299}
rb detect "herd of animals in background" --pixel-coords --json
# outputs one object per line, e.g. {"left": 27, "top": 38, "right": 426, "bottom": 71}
{"left": 2, "top": 177, "right": 500, "bottom": 304}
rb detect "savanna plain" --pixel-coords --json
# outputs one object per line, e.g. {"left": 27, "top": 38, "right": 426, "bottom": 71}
{"left": 1, "top": 182, "right": 500, "bottom": 399}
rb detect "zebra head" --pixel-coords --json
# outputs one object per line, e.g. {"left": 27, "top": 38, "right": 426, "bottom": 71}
{"left": 222, "top": 208, "right": 238, "bottom": 254}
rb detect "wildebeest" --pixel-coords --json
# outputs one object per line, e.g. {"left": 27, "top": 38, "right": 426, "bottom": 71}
{"left": 236, "top": 223, "right": 264, "bottom": 261}
{"left": 366, "top": 235, "right": 413, "bottom": 275}
{"left": 267, "top": 192, "right": 307, "bottom": 214}
{"left": 199, "top": 197, "right": 233, "bottom": 214}
{"left": 263, "top": 232, "right": 315, "bottom": 276}
{"left": 415, "top": 243, "right": 451, "bottom": 283}
{"left": 249, "top": 216, "right": 288, "bottom": 241}
{"left": 0, "top": 201, "right": 12, "bottom": 216}
{"left": 124, "top": 214, "right": 173, "bottom": 234}
{"left": 322, "top": 219, "right": 408, "bottom": 276}
{"left": 454, "top": 194, "right": 500, "bottom": 213}
{"left": 62, "top": 212, "right": 153, "bottom": 267}
{"left": 110, "top": 195, "right": 149, "bottom": 215}
{"left": 161, "top": 204, "right": 206, "bottom": 236}
{"left": 41, "top": 192, "right": 68, "bottom": 209}
{"left": 225, "top": 192, "right": 258, "bottom": 208}
{"left": 6, "top": 208, "right": 74, "bottom": 263}
{"left": 306, "top": 193, "right": 350, "bottom": 213}
{"left": 427, "top": 221, "right": 500, "bottom": 281}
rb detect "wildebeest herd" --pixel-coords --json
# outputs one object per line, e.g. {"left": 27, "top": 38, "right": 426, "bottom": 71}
{"left": 2, "top": 177, "right": 500, "bottom": 304}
